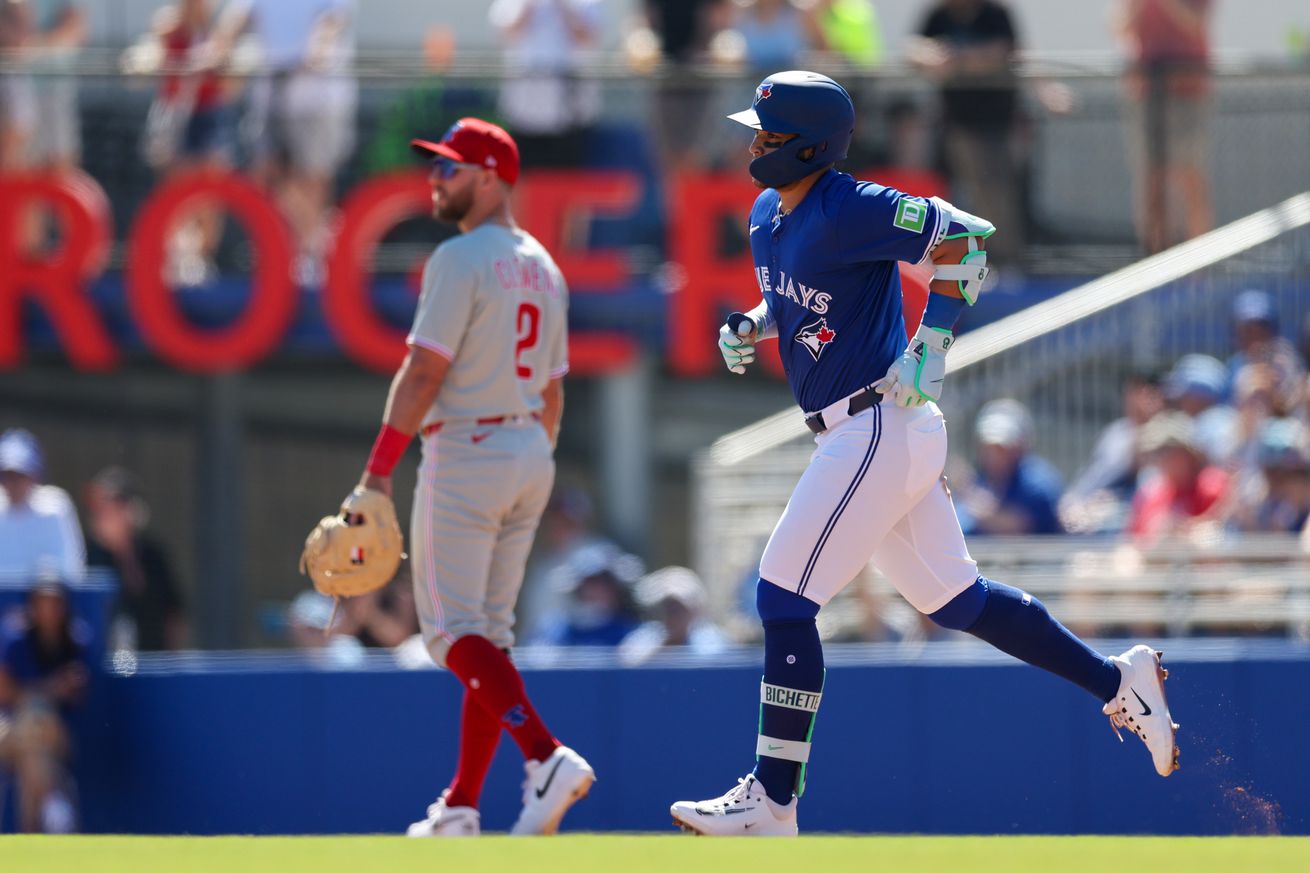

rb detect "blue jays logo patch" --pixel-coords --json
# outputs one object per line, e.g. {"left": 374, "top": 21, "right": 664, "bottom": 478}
{"left": 755, "top": 83, "right": 773, "bottom": 105}
{"left": 795, "top": 318, "right": 837, "bottom": 361}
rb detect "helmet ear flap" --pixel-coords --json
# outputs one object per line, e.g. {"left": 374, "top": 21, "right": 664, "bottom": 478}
{"left": 748, "top": 135, "right": 831, "bottom": 188}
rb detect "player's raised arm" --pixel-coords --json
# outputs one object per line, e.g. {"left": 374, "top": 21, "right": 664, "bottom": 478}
{"left": 873, "top": 198, "right": 995, "bottom": 408}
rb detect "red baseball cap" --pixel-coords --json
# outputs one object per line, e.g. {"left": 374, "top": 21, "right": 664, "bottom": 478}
{"left": 411, "top": 118, "right": 520, "bottom": 186}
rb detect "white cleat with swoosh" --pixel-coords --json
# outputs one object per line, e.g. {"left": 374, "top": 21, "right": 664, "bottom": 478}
{"left": 509, "top": 745, "right": 595, "bottom": 835}
{"left": 1104, "top": 645, "right": 1181, "bottom": 777}
{"left": 671, "top": 774, "right": 798, "bottom": 836}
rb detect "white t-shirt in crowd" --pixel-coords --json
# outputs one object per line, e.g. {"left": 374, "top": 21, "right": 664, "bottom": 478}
{"left": 489, "top": 0, "right": 604, "bottom": 134}
{"left": 0, "top": 484, "right": 86, "bottom": 585}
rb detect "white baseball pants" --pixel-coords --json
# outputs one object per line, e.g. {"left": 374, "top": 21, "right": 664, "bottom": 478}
{"left": 758, "top": 401, "right": 979, "bottom": 613}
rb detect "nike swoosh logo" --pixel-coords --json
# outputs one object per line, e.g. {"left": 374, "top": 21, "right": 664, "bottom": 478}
{"left": 743, "top": 822, "right": 755, "bottom": 829}
{"left": 767, "top": 745, "right": 783, "bottom": 751}
{"left": 471, "top": 431, "right": 493, "bottom": 444}
{"left": 1132, "top": 689, "right": 1152, "bottom": 716}
{"left": 723, "top": 809, "right": 746, "bottom": 815}
{"left": 535, "top": 757, "right": 565, "bottom": 799}
{"left": 749, "top": 225, "right": 761, "bottom": 234}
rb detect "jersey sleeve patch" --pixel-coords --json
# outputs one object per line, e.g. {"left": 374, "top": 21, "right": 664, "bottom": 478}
{"left": 838, "top": 182, "right": 941, "bottom": 266}
{"left": 893, "top": 197, "right": 929, "bottom": 233}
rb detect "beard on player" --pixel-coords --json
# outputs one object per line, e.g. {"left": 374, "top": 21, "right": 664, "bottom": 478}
{"left": 433, "top": 184, "right": 475, "bottom": 224}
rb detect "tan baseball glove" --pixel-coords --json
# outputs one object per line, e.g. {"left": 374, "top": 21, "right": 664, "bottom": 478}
{"left": 299, "top": 487, "right": 405, "bottom": 599}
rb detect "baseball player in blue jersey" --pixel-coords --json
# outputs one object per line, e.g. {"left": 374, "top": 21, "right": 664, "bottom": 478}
{"left": 670, "top": 71, "right": 1179, "bottom": 837}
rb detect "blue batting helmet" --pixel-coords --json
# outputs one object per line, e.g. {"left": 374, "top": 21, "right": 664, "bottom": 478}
{"left": 727, "top": 70, "right": 855, "bottom": 188}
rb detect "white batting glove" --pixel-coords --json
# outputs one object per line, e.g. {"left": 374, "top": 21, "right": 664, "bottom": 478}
{"left": 873, "top": 324, "right": 954, "bottom": 408}
{"left": 718, "top": 312, "right": 757, "bottom": 375}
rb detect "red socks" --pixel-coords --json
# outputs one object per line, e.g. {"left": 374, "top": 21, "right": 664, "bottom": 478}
{"left": 444, "top": 688, "right": 502, "bottom": 809}
{"left": 446, "top": 635, "right": 560, "bottom": 768}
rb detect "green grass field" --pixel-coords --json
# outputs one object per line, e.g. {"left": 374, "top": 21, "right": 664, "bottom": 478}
{"left": 2, "top": 835, "right": 1307, "bottom": 873}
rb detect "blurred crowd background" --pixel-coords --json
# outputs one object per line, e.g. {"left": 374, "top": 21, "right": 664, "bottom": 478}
{"left": 3, "top": 0, "right": 1310, "bottom": 832}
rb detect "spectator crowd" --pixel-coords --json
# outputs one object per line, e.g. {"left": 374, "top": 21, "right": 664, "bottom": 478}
{"left": 0, "top": 427, "right": 190, "bottom": 831}
{"left": 1, "top": 0, "right": 1229, "bottom": 275}
{"left": 962, "top": 289, "right": 1310, "bottom": 546}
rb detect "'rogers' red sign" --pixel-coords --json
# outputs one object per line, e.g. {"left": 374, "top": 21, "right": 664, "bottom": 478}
{"left": 0, "top": 168, "right": 936, "bottom": 376}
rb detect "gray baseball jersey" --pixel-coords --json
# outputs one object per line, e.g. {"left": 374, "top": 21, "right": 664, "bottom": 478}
{"left": 408, "top": 223, "right": 569, "bottom": 426}
{"left": 406, "top": 222, "right": 569, "bottom": 665}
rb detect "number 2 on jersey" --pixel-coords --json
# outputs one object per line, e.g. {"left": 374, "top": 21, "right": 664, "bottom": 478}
{"left": 515, "top": 301, "right": 541, "bottom": 379}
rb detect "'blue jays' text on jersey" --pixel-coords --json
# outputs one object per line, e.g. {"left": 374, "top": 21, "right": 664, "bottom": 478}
{"left": 749, "top": 169, "right": 942, "bottom": 413}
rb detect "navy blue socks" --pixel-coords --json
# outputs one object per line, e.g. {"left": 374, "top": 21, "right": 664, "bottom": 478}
{"left": 748, "top": 576, "right": 1121, "bottom": 809}
{"left": 931, "top": 577, "right": 1121, "bottom": 703}
{"left": 753, "top": 580, "right": 825, "bottom": 805}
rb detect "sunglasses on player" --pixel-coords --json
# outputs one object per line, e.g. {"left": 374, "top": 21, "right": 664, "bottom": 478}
{"left": 431, "top": 156, "right": 480, "bottom": 179}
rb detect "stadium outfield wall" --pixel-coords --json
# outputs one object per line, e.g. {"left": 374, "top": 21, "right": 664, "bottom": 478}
{"left": 68, "top": 643, "right": 1307, "bottom": 836}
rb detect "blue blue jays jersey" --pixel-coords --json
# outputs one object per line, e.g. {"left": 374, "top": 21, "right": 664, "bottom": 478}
{"left": 749, "top": 170, "right": 942, "bottom": 413}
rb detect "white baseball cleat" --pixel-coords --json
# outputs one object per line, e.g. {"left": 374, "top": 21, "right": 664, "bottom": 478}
{"left": 1104, "top": 645, "right": 1180, "bottom": 777}
{"left": 509, "top": 745, "right": 596, "bottom": 835}
{"left": 670, "top": 773, "right": 798, "bottom": 836}
{"left": 406, "top": 792, "right": 480, "bottom": 837}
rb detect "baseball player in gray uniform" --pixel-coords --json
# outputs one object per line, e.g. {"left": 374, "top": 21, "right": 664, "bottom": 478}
{"left": 358, "top": 118, "right": 594, "bottom": 837}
